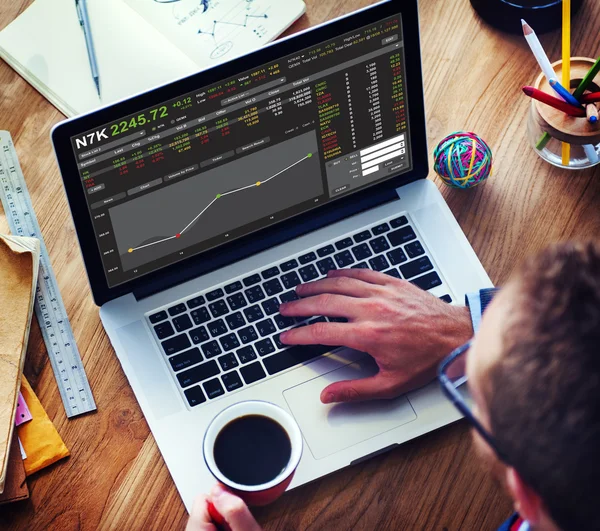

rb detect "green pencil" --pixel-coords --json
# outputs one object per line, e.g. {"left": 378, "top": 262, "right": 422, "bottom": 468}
{"left": 536, "top": 132, "right": 551, "bottom": 150}
{"left": 573, "top": 57, "right": 600, "bottom": 100}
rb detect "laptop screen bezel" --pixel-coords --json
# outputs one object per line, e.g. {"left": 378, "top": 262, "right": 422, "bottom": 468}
{"left": 51, "top": 0, "right": 427, "bottom": 306}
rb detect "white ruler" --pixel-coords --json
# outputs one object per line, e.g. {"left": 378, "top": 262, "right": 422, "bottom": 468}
{"left": 0, "top": 131, "right": 96, "bottom": 418}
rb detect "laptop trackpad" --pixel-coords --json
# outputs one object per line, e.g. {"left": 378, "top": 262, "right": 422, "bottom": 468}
{"left": 283, "top": 356, "right": 417, "bottom": 460}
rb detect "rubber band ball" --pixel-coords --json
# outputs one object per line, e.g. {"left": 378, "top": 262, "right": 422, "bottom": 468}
{"left": 433, "top": 132, "right": 493, "bottom": 189}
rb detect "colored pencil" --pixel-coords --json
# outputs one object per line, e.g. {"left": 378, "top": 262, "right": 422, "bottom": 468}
{"left": 550, "top": 79, "right": 581, "bottom": 107}
{"left": 561, "top": 0, "right": 571, "bottom": 166}
{"left": 521, "top": 19, "right": 557, "bottom": 151}
{"left": 583, "top": 144, "right": 599, "bottom": 164}
{"left": 581, "top": 92, "right": 600, "bottom": 104}
{"left": 522, "top": 86, "right": 586, "bottom": 116}
{"left": 536, "top": 134, "right": 551, "bottom": 151}
{"left": 586, "top": 103, "right": 599, "bottom": 123}
{"left": 573, "top": 57, "right": 600, "bottom": 101}
{"left": 521, "top": 20, "right": 557, "bottom": 83}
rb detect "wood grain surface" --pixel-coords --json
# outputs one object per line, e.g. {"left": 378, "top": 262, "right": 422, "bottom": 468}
{"left": 1, "top": 0, "right": 599, "bottom": 529}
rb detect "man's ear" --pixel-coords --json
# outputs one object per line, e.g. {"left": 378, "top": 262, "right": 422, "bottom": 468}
{"left": 505, "top": 467, "right": 543, "bottom": 525}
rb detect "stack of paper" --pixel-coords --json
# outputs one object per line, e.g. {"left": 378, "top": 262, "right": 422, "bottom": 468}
{"left": 0, "top": 433, "right": 28, "bottom": 505}
{"left": 0, "top": 235, "right": 40, "bottom": 494}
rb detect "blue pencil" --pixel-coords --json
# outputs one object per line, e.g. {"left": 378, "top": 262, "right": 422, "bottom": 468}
{"left": 549, "top": 78, "right": 582, "bottom": 107}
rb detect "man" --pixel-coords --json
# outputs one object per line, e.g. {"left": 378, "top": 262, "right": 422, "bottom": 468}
{"left": 187, "top": 241, "right": 600, "bottom": 531}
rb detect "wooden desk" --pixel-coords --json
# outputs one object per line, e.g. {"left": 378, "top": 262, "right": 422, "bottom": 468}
{"left": 1, "top": 0, "right": 599, "bottom": 528}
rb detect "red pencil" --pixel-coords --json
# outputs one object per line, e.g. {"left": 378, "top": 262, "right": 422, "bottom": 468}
{"left": 522, "top": 86, "right": 586, "bottom": 117}
{"left": 581, "top": 92, "right": 600, "bottom": 104}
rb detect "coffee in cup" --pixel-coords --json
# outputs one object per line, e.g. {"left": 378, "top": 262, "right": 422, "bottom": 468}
{"left": 203, "top": 401, "right": 303, "bottom": 506}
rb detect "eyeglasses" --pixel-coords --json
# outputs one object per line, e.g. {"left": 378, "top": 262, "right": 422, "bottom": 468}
{"left": 437, "top": 340, "right": 509, "bottom": 463}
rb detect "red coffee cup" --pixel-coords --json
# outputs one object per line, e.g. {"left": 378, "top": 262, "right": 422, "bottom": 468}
{"left": 203, "top": 401, "right": 303, "bottom": 507}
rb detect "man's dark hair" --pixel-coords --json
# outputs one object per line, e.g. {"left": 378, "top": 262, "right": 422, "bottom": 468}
{"left": 487, "top": 241, "right": 600, "bottom": 531}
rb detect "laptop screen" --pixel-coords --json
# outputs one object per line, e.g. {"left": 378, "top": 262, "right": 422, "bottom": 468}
{"left": 71, "top": 13, "right": 412, "bottom": 288}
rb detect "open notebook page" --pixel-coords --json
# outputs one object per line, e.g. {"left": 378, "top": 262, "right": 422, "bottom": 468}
{"left": 0, "top": 0, "right": 198, "bottom": 117}
{"left": 124, "top": 0, "right": 306, "bottom": 69}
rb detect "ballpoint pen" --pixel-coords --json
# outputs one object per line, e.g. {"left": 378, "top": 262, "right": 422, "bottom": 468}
{"left": 75, "top": 0, "right": 101, "bottom": 98}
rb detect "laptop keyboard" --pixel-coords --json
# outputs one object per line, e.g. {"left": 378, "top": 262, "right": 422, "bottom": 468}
{"left": 146, "top": 214, "right": 453, "bottom": 409}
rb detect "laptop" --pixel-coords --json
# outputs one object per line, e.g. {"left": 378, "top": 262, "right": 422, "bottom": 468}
{"left": 51, "top": 0, "right": 492, "bottom": 511}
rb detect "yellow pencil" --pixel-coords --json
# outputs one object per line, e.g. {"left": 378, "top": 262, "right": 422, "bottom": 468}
{"left": 562, "top": 0, "right": 571, "bottom": 166}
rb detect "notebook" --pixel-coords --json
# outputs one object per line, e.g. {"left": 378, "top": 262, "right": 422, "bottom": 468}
{"left": 0, "top": 0, "right": 306, "bottom": 117}
{"left": 0, "top": 235, "right": 40, "bottom": 494}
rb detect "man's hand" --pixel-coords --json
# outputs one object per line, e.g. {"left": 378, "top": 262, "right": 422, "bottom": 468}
{"left": 279, "top": 269, "right": 472, "bottom": 404}
{"left": 186, "top": 485, "right": 262, "bottom": 531}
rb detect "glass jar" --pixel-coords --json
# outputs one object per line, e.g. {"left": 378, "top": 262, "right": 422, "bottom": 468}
{"left": 527, "top": 58, "right": 600, "bottom": 170}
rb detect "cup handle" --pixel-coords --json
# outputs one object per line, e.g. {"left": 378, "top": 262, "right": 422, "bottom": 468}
{"left": 207, "top": 501, "right": 233, "bottom": 531}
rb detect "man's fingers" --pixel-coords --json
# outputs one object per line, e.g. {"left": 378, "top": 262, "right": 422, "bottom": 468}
{"left": 279, "top": 293, "right": 360, "bottom": 319}
{"left": 321, "top": 370, "right": 438, "bottom": 404}
{"left": 281, "top": 322, "right": 362, "bottom": 349}
{"left": 210, "top": 485, "right": 262, "bottom": 531}
{"left": 186, "top": 495, "right": 216, "bottom": 531}
{"left": 320, "top": 373, "right": 403, "bottom": 404}
{"left": 327, "top": 268, "right": 392, "bottom": 285}
{"left": 295, "top": 276, "right": 382, "bottom": 299}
